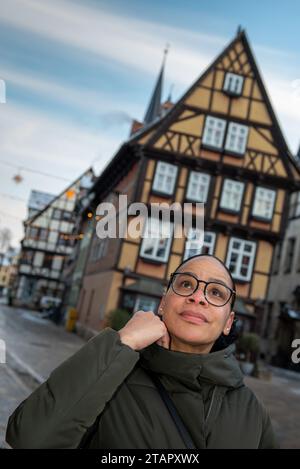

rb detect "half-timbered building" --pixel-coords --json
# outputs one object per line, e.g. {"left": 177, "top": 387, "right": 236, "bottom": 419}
{"left": 75, "top": 29, "right": 300, "bottom": 338}
{"left": 14, "top": 169, "right": 94, "bottom": 309}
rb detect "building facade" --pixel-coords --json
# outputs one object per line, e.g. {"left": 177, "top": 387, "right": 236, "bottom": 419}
{"left": 265, "top": 187, "right": 300, "bottom": 370}
{"left": 0, "top": 247, "right": 19, "bottom": 296}
{"left": 14, "top": 169, "right": 94, "bottom": 309}
{"left": 73, "top": 30, "right": 300, "bottom": 339}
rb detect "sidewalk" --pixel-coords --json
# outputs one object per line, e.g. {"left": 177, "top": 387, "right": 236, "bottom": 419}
{"left": 1, "top": 305, "right": 85, "bottom": 383}
{"left": 245, "top": 371, "right": 300, "bottom": 449}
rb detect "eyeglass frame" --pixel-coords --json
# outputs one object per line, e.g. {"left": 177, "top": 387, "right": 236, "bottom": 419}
{"left": 167, "top": 271, "right": 236, "bottom": 307}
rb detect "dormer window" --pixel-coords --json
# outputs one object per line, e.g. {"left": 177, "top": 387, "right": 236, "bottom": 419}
{"left": 223, "top": 73, "right": 244, "bottom": 96}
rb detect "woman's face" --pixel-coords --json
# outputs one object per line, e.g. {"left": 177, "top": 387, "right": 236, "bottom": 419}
{"left": 159, "top": 256, "right": 235, "bottom": 353}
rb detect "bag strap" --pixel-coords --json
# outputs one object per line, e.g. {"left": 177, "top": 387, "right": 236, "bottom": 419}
{"left": 146, "top": 369, "right": 197, "bottom": 449}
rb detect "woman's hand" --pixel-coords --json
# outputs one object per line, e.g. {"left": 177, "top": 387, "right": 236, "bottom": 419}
{"left": 118, "top": 311, "right": 171, "bottom": 351}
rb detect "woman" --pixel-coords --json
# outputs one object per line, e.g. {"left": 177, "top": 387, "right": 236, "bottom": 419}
{"left": 6, "top": 254, "right": 278, "bottom": 449}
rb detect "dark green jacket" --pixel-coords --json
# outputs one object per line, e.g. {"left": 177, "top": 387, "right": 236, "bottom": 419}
{"left": 6, "top": 328, "right": 278, "bottom": 449}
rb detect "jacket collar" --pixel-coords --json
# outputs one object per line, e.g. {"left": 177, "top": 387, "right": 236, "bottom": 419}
{"left": 139, "top": 342, "right": 244, "bottom": 391}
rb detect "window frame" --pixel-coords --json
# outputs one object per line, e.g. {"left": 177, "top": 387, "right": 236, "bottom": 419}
{"left": 223, "top": 72, "right": 244, "bottom": 96}
{"left": 226, "top": 237, "right": 257, "bottom": 282}
{"left": 271, "top": 241, "right": 282, "bottom": 275}
{"left": 134, "top": 295, "right": 159, "bottom": 313}
{"left": 252, "top": 187, "right": 276, "bottom": 221}
{"left": 202, "top": 116, "right": 226, "bottom": 150}
{"left": 140, "top": 218, "right": 173, "bottom": 263}
{"left": 288, "top": 191, "right": 300, "bottom": 220}
{"left": 184, "top": 229, "right": 216, "bottom": 260}
{"left": 152, "top": 161, "right": 178, "bottom": 196}
{"left": 224, "top": 122, "right": 249, "bottom": 155}
{"left": 219, "top": 179, "right": 245, "bottom": 213}
{"left": 186, "top": 171, "right": 211, "bottom": 203}
{"left": 284, "top": 237, "right": 296, "bottom": 274}
{"left": 52, "top": 209, "right": 62, "bottom": 220}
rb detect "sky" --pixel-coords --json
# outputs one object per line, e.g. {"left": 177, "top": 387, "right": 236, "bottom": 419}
{"left": 0, "top": 0, "right": 299, "bottom": 247}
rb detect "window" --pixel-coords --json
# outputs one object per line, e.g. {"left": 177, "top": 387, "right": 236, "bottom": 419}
{"left": 22, "top": 251, "right": 33, "bottom": 265}
{"left": 122, "top": 293, "right": 135, "bottom": 311}
{"left": 186, "top": 172, "right": 210, "bottom": 202}
{"left": 252, "top": 188, "right": 276, "bottom": 220}
{"left": 152, "top": 162, "right": 178, "bottom": 195}
{"left": 225, "top": 123, "right": 248, "bottom": 154}
{"left": 62, "top": 210, "right": 73, "bottom": 221}
{"left": 134, "top": 296, "right": 158, "bottom": 313}
{"left": 288, "top": 191, "right": 300, "bottom": 219}
{"left": 184, "top": 229, "right": 215, "bottom": 260}
{"left": 223, "top": 73, "right": 244, "bottom": 95}
{"left": 39, "top": 229, "right": 48, "bottom": 241}
{"left": 33, "top": 252, "right": 44, "bottom": 267}
{"left": 272, "top": 241, "right": 282, "bottom": 275}
{"left": 202, "top": 116, "right": 226, "bottom": 149}
{"left": 284, "top": 238, "right": 296, "bottom": 273}
{"left": 52, "top": 256, "right": 63, "bottom": 271}
{"left": 58, "top": 234, "right": 69, "bottom": 246}
{"left": 140, "top": 218, "right": 173, "bottom": 263}
{"left": 53, "top": 209, "right": 62, "bottom": 220}
{"left": 28, "top": 227, "right": 38, "bottom": 240}
{"left": 91, "top": 238, "right": 108, "bottom": 262}
{"left": 201, "top": 232, "right": 216, "bottom": 255}
{"left": 220, "top": 179, "right": 244, "bottom": 212}
{"left": 226, "top": 238, "right": 256, "bottom": 281}
{"left": 43, "top": 255, "right": 53, "bottom": 270}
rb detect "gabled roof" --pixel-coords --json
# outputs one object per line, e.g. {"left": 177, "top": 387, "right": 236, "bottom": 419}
{"left": 92, "top": 29, "right": 300, "bottom": 199}
{"left": 129, "top": 29, "right": 300, "bottom": 178}
{"left": 25, "top": 167, "right": 95, "bottom": 226}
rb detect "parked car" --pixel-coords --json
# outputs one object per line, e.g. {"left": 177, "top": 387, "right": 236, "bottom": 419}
{"left": 39, "top": 296, "right": 62, "bottom": 312}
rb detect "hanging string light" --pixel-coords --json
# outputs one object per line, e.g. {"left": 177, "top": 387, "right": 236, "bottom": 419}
{"left": 12, "top": 169, "right": 23, "bottom": 184}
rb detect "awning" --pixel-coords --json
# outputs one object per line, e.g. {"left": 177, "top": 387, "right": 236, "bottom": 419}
{"left": 234, "top": 298, "right": 256, "bottom": 319}
{"left": 122, "top": 278, "right": 165, "bottom": 298}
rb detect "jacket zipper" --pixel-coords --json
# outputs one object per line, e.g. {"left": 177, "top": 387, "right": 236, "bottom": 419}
{"left": 204, "top": 386, "right": 217, "bottom": 424}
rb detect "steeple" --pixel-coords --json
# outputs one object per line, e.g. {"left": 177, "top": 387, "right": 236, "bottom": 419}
{"left": 143, "top": 45, "right": 169, "bottom": 125}
{"left": 296, "top": 143, "right": 300, "bottom": 164}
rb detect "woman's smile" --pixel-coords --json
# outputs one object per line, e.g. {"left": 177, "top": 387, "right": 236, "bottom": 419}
{"left": 179, "top": 310, "right": 208, "bottom": 325}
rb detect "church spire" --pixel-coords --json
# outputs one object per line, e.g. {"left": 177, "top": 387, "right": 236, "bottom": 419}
{"left": 296, "top": 142, "right": 300, "bottom": 164}
{"left": 143, "top": 45, "right": 169, "bottom": 125}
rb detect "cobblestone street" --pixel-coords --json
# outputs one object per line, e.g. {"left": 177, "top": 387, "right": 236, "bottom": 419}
{"left": 0, "top": 304, "right": 85, "bottom": 448}
{"left": 0, "top": 305, "right": 299, "bottom": 449}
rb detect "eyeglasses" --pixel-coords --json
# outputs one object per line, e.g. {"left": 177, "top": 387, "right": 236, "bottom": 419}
{"left": 169, "top": 272, "right": 236, "bottom": 307}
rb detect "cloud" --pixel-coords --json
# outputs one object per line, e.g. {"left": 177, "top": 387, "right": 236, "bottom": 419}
{"left": 0, "top": 101, "right": 127, "bottom": 245}
{"left": 0, "top": 0, "right": 222, "bottom": 84}
{"left": 1, "top": 0, "right": 298, "bottom": 148}
{"left": 1, "top": 65, "right": 141, "bottom": 120}
{"left": 0, "top": 0, "right": 299, "bottom": 247}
